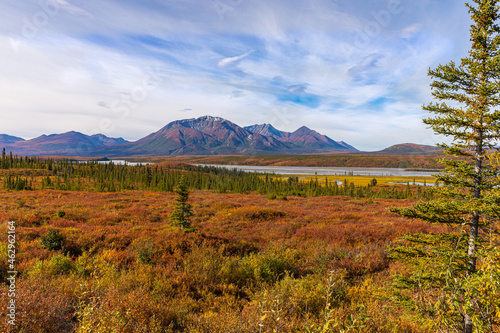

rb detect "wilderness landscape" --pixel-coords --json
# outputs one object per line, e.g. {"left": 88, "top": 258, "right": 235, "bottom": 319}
{"left": 2, "top": 0, "right": 500, "bottom": 332}
{"left": 0, "top": 154, "right": 441, "bottom": 332}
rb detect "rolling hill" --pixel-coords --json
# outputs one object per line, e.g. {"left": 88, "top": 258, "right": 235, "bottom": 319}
{"left": 375, "top": 143, "right": 443, "bottom": 155}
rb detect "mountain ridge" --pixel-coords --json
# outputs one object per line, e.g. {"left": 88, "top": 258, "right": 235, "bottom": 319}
{"left": 244, "top": 123, "right": 351, "bottom": 151}
{"left": 0, "top": 134, "right": 25, "bottom": 146}
{"left": 1, "top": 131, "right": 129, "bottom": 156}
{"left": 0, "top": 116, "right": 440, "bottom": 157}
{"left": 101, "top": 116, "right": 300, "bottom": 156}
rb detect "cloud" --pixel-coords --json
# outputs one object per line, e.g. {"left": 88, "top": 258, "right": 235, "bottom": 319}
{"left": 287, "top": 84, "right": 308, "bottom": 94}
{"left": 217, "top": 50, "right": 254, "bottom": 68}
{"left": 56, "top": 0, "right": 94, "bottom": 18}
{"left": 347, "top": 53, "right": 384, "bottom": 80}
{"left": 0, "top": 0, "right": 472, "bottom": 149}
{"left": 400, "top": 23, "right": 423, "bottom": 39}
{"left": 272, "top": 76, "right": 285, "bottom": 83}
{"left": 231, "top": 90, "right": 245, "bottom": 98}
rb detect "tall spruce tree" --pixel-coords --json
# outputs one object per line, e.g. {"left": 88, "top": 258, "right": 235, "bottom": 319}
{"left": 390, "top": 1, "right": 500, "bottom": 332}
{"left": 169, "top": 175, "right": 193, "bottom": 230}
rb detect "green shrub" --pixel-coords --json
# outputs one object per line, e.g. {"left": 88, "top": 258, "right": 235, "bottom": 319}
{"left": 40, "top": 229, "right": 65, "bottom": 251}
{"left": 29, "top": 254, "right": 74, "bottom": 276}
{"left": 131, "top": 238, "right": 155, "bottom": 265}
{"left": 239, "top": 246, "right": 302, "bottom": 285}
{"left": 267, "top": 193, "right": 277, "bottom": 200}
{"left": 136, "top": 241, "right": 154, "bottom": 265}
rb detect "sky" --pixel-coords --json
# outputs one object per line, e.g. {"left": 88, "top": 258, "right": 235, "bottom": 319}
{"left": 0, "top": 0, "right": 473, "bottom": 151}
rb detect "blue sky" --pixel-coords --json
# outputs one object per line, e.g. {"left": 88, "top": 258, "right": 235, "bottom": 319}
{"left": 0, "top": 0, "right": 472, "bottom": 151}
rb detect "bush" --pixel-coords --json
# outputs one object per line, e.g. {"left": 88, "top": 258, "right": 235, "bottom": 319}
{"left": 230, "top": 207, "right": 286, "bottom": 221}
{"left": 29, "top": 254, "right": 74, "bottom": 277}
{"left": 267, "top": 193, "right": 277, "bottom": 200}
{"left": 134, "top": 239, "right": 155, "bottom": 265}
{"left": 255, "top": 270, "right": 348, "bottom": 325}
{"left": 238, "top": 246, "right": 302, "bottom": 285}
{"left": 1, "top": 277, "right": 77, "bottom": 333}
{"left": 40, "top": 229, "right": 65, "bottom": 251}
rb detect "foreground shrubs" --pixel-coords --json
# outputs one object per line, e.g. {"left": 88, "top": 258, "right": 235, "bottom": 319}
{"left": 0, "top": 277, "right": 77, "bottom": 333}
{"left": 0, "top": 190, "right": 439, "bottom": 332}
{"left": 40, "top": 229, "right": 66, "bottom": 251}
{"left": 29, "top": 254, "right": 74, "bottom": 277}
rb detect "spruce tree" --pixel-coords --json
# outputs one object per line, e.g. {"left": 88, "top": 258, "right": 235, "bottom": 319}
{"left": 390, "top": 1, "right": 500, "bottom": 332}
{"left": 169, "top": 175, "right": 193, "bottom": 230}
{"left": 1, "top": 148, "right": 5, "bottom": 169}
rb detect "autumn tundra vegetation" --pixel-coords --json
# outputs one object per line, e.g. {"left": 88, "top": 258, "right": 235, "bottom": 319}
{"left": 2, "top": 0, "right": 500, "bottom": 332}
{"left": 0, "top": 154, "right": 496, "bottom": 332}
{"left": 0, "top": 154, "right": 444, "bottom": 332}
{"left": 0, "top": 148, "right": 495, "bottom": 332}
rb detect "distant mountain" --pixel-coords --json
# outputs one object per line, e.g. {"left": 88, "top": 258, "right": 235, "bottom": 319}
{"left": 104, "top": 116, "right": 358, "bottom": 156}
{"left": 90, "top": 134, "right": 128, "bottom": 146}
{"left": 99, "top": 116, "right": 289, "bottom": 156}
{"left": 284, "top": 126, "right": 351, "bottom": 151}
{"left": 376, "top": 143, "right": 443, "bottom": 155}
{"left": 4, "top": 131, "right": 129, "bottom": 156}
{"left": 1, "top": 119, "right": 449, "bottom": 158}
{"left": 244, "top": 123, "right": 356, "bottom": 152}
{"left": 0, "top": 116, "right": 357, "bottom": 157}
{"left": 244, "top": 124, "right": 286, "bottom": 139}
{"left": 0, "top": 134, "right": 25, "bottom": 146}
{"left": 336, "top": 141, "right": 358, "bottom": 151}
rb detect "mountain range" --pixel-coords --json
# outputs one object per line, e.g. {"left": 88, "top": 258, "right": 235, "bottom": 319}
{"left": 0, "top": 116, "right": 438, "bottom": 157}
{"left": 0, "top": 132, "right": 128, "bottom": 157}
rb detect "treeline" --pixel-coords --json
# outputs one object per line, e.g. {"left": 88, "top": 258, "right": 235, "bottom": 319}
{"left": 0, "top": 153, "right": 432, "bottom": 199}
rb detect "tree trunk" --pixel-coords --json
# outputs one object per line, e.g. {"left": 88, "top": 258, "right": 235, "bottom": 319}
{"left": 464, "top": 318, "right": 473, "bottom": 333}
{"left": 464, "top": 134, "right": 483, "bottom": 333}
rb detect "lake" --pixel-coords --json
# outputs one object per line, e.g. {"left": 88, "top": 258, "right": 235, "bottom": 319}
{"left": 194, "top": 164, "right": 439, "bottom": 177}
{"left": 97, "top": 160, "right": 152, "bottom": 166}
{"left": 77, "top": 160, "right": 152, "bottom": 166}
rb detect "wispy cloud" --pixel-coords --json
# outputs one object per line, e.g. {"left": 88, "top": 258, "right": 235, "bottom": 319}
{"left": 400, "top": 23, "right": 423, "bottom": 39}
{"left": 287, "top": 84, "right": 308, "bottom": 94}
{"left": 56, "top": 0, "right": 94, "bottom": 18}
{"left": 0, "top": 0, "right": 472, "bottom": 149}
{"left": 347, "top": 53, "right": 384, "bottom": 81}
{"left": 217, "top": 50, "right": 255, "bottom": 68}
